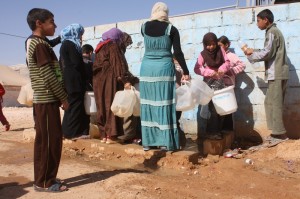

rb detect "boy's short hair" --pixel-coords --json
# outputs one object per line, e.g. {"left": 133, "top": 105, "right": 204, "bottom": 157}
{"left": 82, "top": 44, "right": 94, "bottom": 54}
{"left": 27, "top": 8, "right": 54, "bottom": 31}
{"left": 257, "top": 9, "right": 274, "bottom": 23}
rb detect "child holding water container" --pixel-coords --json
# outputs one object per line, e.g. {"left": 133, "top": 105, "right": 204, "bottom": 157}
{"left": 218, "top": 35, "right": 246, "bottom": 131}
{"left": 194, "top": 32, "right": 230, "bottom": 143}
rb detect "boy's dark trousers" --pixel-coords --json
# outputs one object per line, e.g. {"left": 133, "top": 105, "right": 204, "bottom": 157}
{"left": 265, "top": 79, "right": 288, "bottom": 135}
{"left": 33, "top": 102, "right": 63, "bottom": 188}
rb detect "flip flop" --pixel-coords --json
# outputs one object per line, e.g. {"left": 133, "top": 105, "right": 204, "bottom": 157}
{"left": 56, "top": 178, "right": 65, "bottom": 184}
{"left": 267, "top": 137, "right": 289, "bottom": 148}
{"left": 33, "top": 183, "right": 68, "bottom": 192}
{"left": 160, "top": 146, "right": 168, "bottom": 151}
{"left": 247, "top": 142, "right": 270, "bottom": 152}
{"left": 143, "top": 146, "right": 150, "bottom": 151}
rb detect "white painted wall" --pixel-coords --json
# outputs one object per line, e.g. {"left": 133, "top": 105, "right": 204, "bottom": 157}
{"left": 83, "top": 3, "right": 300, "bottom": 139}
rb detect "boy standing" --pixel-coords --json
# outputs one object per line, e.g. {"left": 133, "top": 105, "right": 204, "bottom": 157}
{"left": 245, "top": 9, "right": 289, "bottom": 145}
{"left": 82, "top": 44, "right": 94, "bottom": 91}
{"left": 26, "top": 8, "right": 69, "bottom": 192}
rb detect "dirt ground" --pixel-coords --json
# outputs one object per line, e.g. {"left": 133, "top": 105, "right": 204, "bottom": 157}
{"left": 0, "top": 107, "right": 300, "bottom": 199}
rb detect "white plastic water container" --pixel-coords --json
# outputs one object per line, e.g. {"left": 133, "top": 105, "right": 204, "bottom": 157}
{"left": 190, "top": 76, "right": 214, "bottom": 105}
{"left": 212, "top": 85, "right": 237, "bottom": 116}
{"left": 176, "top": 82, "right": 196, "bottom": 111}
{"left": 111, "top": 88, "right": 136, "bottom": 117}
{"left": 84, "top": 91, "right": 97, "bottom": 115}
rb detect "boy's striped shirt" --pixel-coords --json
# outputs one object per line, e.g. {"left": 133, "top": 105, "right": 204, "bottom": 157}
{"left": 26, "top": 35, "right": 67, "bottom": 103}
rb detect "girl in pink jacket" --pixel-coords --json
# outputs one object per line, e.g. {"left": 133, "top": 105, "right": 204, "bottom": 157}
{"left": 194, "top": 32, "right": 230, "bottom": 141}
{"left": 218, "top": 35, "right": 246, "bottom": 131}
{"left": 218, "top": 36, "right": 246, "bottom": 86}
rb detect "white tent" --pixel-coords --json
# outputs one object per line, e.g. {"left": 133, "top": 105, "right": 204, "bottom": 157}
{"left": 0, "top": 65, "right": 30, "bottom": 86}
{"left": 0, "top": 65, "right": 30, "bottom": 107}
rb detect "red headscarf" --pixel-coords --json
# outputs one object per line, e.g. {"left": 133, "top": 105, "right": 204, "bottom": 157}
{"left": 94, "top": 40, "right": 111, "bottom": 53}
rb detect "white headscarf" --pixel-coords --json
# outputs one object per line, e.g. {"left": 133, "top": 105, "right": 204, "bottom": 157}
{"left": 150, "top": 2, "right": 169, "bottom": 23}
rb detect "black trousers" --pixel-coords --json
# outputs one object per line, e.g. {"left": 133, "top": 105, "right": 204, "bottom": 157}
{"left": 62, "top": 92, "right": 90, "bottom": 138}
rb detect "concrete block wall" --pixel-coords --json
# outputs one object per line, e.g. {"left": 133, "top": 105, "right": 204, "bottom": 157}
{"left": 82, "top": 3, "right": 300, "bottom": 139}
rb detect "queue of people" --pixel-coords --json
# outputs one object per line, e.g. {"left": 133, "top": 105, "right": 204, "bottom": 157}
{"left": 25, "top": 2, "right": 289, "bottom": 192}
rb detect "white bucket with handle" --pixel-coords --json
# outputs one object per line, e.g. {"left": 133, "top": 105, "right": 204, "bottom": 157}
{"left": 211, "top": 76, "right": 237, "bottom": 116}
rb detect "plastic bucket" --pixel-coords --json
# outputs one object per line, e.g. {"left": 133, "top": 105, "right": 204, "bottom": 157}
{"left": 84, "top": 91, "right": 97, "bottom": 115}
{"left": 212, "top": 85, "right": 237, "bottom": 116}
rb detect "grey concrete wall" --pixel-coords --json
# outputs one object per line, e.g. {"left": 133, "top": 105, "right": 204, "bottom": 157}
{"left": 83, "top": 3, "right": 300, "bottom": 139}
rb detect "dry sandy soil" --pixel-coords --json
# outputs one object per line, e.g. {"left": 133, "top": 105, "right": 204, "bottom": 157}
{"left": 0, "top": 107, "right": 300, "bottom": 199}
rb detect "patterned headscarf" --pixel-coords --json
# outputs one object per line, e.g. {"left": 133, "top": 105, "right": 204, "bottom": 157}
{"left": 102, "top": 28, "right": 123, "bottom": 42}
{"left": 201, "top": 32, "right": 224, "bottom": 69}
{"left": 60, "top": 23, "right": 84, "bottom": 53}
{"left": 150, "top": 2, "right": 170, "bottom": 23}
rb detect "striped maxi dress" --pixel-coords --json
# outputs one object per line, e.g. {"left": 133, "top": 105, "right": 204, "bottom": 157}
{"left": 140, "top": 23, "right": 179, "bottom": 151}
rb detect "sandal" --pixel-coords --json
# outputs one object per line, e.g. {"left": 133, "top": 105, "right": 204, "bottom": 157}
{"left": 106, "top": 138, "right": 121, "bottom": 144}
{"left": 33, "top": 183, "right": 67, "bottom": 192}
{"left": 132, "top": 139, "right": 142, "bottom": 145}
{"left": 143, "top": 146, "right": 150, "bottom": 151}
{"left": 56, "top": 178, "right": 65, "bottom": 184}
{"left": 160, "top": 146, "right": 168, "bottom": 151}
{"left": 267, "top": 137, "right": 289, "bottom": 148}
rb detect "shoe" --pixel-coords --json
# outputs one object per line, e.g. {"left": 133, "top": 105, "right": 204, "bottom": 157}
{"left": 55, "top": 178, "right": 65, "bottom": 184}
{"left": 5, "top": 124, "right": 10, "bottom": 131}
{"left": 106, "top": 138, "right": 121, "bottom": 144}
{"left": 265, "top": 134, "right": 288, "bottom": 141}
{"left": 132, "top": 138, "right": 142, "bottom": 145}
{"left": 160, "top": 146, "right": 168, "bottom": 151}
{"left": 33, "top": 183, "right": 67, "bottom": 192}
{"left": 143, "top": 146, "right": 150, "bottom": 151}
{"left": 100, "top": 138, "right": 107, "bottom": 143}
{"left": 267, "top": 136, "right": 289, "bottom": 148}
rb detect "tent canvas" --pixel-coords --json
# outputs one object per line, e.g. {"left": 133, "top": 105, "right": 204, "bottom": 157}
{"left": 0, "top": 65, "right": 30, "bottom": 86}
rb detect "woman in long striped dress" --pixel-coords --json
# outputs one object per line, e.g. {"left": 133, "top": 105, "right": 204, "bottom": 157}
{"left": 140, "top": 2, "right": 190, "bottom": 151}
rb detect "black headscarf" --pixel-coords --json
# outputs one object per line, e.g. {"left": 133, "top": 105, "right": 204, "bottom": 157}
{"left": 120, "top": 32, "right": 133, "bottom": 53}
{"left": 201, "top": 32, "right": 224, "bottom": 69}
